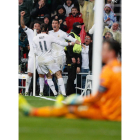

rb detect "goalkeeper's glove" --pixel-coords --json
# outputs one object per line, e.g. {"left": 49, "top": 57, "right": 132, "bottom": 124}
{"left": 65, "top": 94, "right": 83, "bottom": 105}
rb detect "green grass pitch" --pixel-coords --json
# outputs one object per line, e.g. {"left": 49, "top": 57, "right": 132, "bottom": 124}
{"left": 19, "top": 96, "right": 121, "bottom": 140}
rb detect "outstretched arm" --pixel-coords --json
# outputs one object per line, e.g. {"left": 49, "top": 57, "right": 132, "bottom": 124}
{"left": 20, "top": 11, "right": 26, "bottom": 29}
{"left": 51, "top": 35, "right": 75, "bottom": 47}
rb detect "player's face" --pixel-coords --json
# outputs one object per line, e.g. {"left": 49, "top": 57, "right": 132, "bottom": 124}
{"left": 34, "top": 23, "right": 41, "bottom": 33}
{"left": 71, "top": 8, "right": 78, "bottom": 16}
{"left": 58, "top": 8, "right": 64, "bottom": 15}
{"left": 84, "top": 36, "right": 92, "bottom": 45}
{"left": 52, "top": 21, "right": 60, "bottom": 31}
{"left": 105, "top": 32, "right": 112, "bottom": 39}
{"left": 102, "top": 42, "right": 110, "bottom": 63}
{"left": 44, "top": 17, "right": 49, "bottom": 24}
{"left": 66, "top": 0, "right": 72, "bottom": 6}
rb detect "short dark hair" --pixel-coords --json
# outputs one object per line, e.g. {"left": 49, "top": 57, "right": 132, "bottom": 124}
{"left": 52, "top": 19, "right": 60, "bottom": 24}
{"left": 40, "top": 23, "right": 48, "bottom": 32}
{"left": 71, "top": 6, "right": 78, "bottom": 11}
{"left": 103, "top": 39, "right": 121, "bottom": 56}
{"left": 85, "top": 33, "right": 93, "bottom": 40}
{"left": 29, "top": 20, "right": 42, "bottom": 30}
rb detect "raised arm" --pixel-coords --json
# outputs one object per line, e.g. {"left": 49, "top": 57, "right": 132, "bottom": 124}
{"left": 20, "top": 11, "right": 26, "bottom": 29}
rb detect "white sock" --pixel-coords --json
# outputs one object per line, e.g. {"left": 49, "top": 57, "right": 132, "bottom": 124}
{"left": 47, "top": 79, "right": 57, "bottom": 95}
{"left": 26, "top": 76, "right": 32, "bottom": 92}
{"left": 58, "top": 78, "right": 66, "bottom": 96}
{"left": 56, "top": 79, "right": 60, "bottom": 94}
{"left": 39, "top": 77, "right": 44, "bottom": 93}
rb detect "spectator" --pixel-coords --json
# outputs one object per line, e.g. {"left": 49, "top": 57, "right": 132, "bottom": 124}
{"left": 51, "top": 5, "right": 67, "bottom": 31}
{"left": 104, "top": 4, "right": 116, "bottom": 28}
{"left": 19, "top": 0, "right": 32, "bottom": 26}
{"left": 51, "top": 0, "right": 64, "bottom": 15}
{"left": 105, "top": 0, "right": 114, "bottom": 11}
{"left": 30, "top": 0, "right": 50, "bottom": 23}
{"left": 44, "top": 14, "right": 52, "bottom": 31}
{"left": 78, "top": 0, "right": 95, "bottom": 32}
{"left": 81, "top": 34, "right": 93, "bottom": 88}
{"left": 105, "top": 0, "right": 121, "bottom": 21}
{"left": 104, "top": 31, "right": 113, "bottom": 40}
{"left": 63, "top": 0, "right": 74, "bottom": 17}
{"left": 65, "top": 7, "right": 83, "bottom": 33}
{"left": 103, "top": 22, "right": 121, "bottom": 43}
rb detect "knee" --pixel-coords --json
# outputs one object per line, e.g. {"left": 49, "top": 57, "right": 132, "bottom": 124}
{"left": 28, "top": 73, "right": 33, "bottom": 77}
{"left": 39, "top": 74, "right": 44, "bottom": 78}
{"left": 55, "top": 71, "right": 62, "bottom": 79}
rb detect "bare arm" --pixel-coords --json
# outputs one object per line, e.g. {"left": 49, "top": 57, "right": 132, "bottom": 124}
{"left": 20, "top": 11, "right": 26, "bottom": 29}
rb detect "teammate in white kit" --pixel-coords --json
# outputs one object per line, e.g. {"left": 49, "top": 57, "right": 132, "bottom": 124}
{"left": 49, "top": 19, "right": 81, "bottom": 71}
{"left": 33, "top": 23, "right": 75, "bottom": 96}
{"left": 20, "top": 11, "right": 45, "bottom": 96}
{"left": 48, "top": 19, "right": 82, "bottom": 95}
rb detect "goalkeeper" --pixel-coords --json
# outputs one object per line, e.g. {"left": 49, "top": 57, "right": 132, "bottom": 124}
{"left": 19, "top": 39, "right": 121, "bottom": 121}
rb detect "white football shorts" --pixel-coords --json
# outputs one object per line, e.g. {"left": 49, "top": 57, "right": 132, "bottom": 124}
{"left": 53, "top": 55, "right": 66, "bottom": 71}
{"left": 37, "top": 55, "right": 60, "bottom": 75}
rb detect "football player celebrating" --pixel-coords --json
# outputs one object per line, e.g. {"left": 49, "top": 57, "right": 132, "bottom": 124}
{"left": 33, "top": 23, "right": 75, "bottom": 96}
{"left": 48, "top": 19, "right": 84, "bottom": 95}
{"left": 20, "top": 11, "right": 44, "bottom": 96}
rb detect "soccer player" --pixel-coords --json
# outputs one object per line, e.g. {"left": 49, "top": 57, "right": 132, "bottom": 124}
{"left": 48, "top": 19, "right": 82, "bottom": 95}
{"left": 20, "top": 11, "right": 45, "bottom": 96}
{"left": 33, "top": 23, "right": 75, "bottom": 96}
{"left": 19, "top": 39, "right": 121, "bottom": 121}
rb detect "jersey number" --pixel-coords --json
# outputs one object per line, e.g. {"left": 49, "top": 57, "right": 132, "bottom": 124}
{"left": 39, "top": 41, "right": 47, "bottom": 52}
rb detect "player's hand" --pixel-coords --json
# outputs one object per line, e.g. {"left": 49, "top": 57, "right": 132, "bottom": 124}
{"left": 77, "top": 67, "right": 80, "bottom": 73}
{"left": 65, "top": 94, "right": 83, "bottom": 105}
{"left": 20, "top": 11, "right": 25, "bottom": 17}
{"left": 72, "top": 58, "right": 76, "bottom": 63}
{"left": 71, "top": 42, "right": 75, "bottom": 46}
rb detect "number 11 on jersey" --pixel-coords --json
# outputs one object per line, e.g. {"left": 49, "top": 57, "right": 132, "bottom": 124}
{"left": 39, "top": 41, "right": 47, "bottom": 52}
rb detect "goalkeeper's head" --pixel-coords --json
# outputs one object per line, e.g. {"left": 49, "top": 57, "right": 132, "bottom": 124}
{"left": 102, "top": 39, "right": 121, "bottom": 63}
{"left": 40, "top": 23, "right": 49, "bottom": 34}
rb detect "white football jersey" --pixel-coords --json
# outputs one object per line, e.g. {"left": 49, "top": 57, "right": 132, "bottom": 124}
{"left": 23, "top": 26, "right": 35, "bottom": 57}
{"left": 33, "top": 33, "right": 69, "bottom": 58}
{"left": 49, "top": 29, "right": 77, "bottom": 57}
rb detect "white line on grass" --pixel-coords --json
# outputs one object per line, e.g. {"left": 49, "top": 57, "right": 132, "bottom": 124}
{"left": 35, "top": 96, "right": 66, "bottom": 104}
